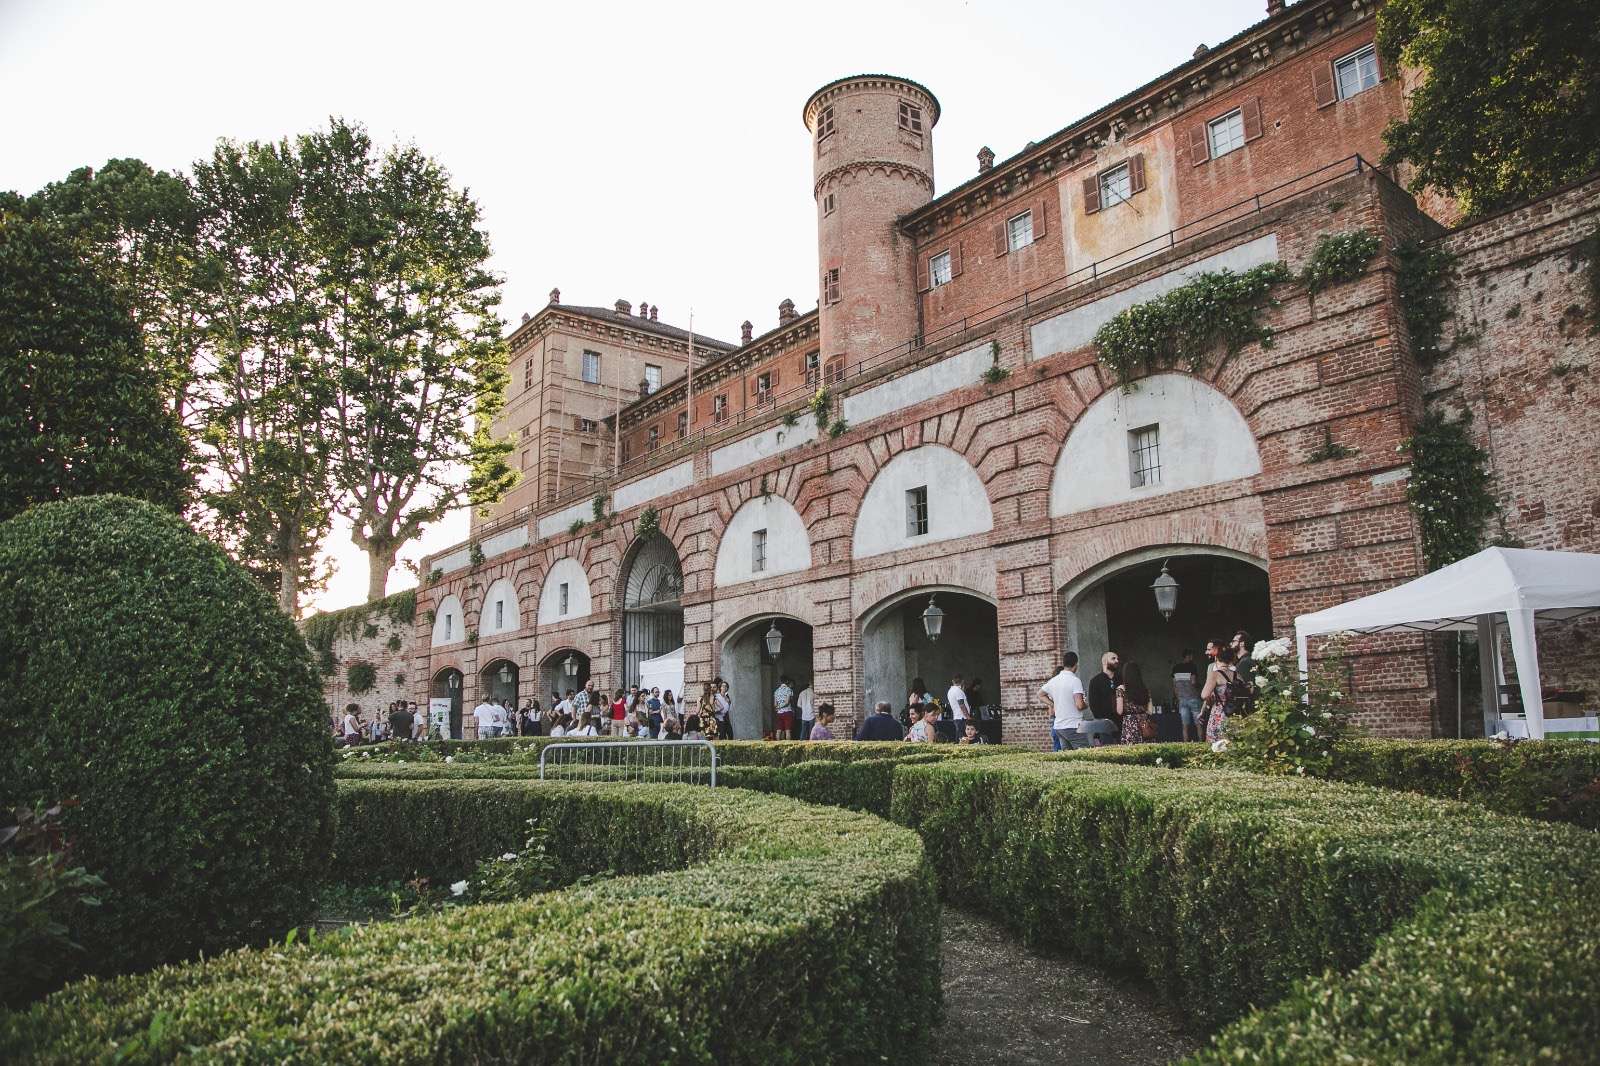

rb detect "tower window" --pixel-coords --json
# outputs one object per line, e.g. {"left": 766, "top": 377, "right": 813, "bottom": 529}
{"left": 752, "top": 528, "right": 767, "bottom": 572}
{"left": 648, "top": 425, "right": 660, "bottom": 450}
{"left": 1099, "top": 164, "right": 1132, "bottom": 210}
{"left": 930, "top": 251, "right": 952, "bottom": 288}
{"left": 677, "top": 411, "right": 688, "bottom": 437}
{"left": 644, "top": 364, "right": 661, "bottom": 393}
{"left": 823, "top": 267, "right": 840, "bottom": 305}
{"left": 806, "top": 350, "right": 821, "bottom": 386}
{"left": 713, "top": 394, "right": 728, "bottom": 423}
{"left": 1007, "top": 210, "right": 1034, "bottom": 252}
{"left": 822, "top": 192, "right": 836, "bottom": 216}
{"left": 816, "top": 105, "right": 835, "bottom": 141}
{"left": 581, "top": 350, "right": 601, "bottom": 384}
{"left": 1335, "top": 44, "right": 1380, "bottom": 100}
{"left": 523, "top": 358, "right": 534, "bottom": 390}
{"left": 906, "top": 486, "right": 929, "bottom": 537}
{"left": 1208, "top": 109, "right": 1246, "bottom": 158}
{"left": 1129, "top": 424, "right": 1161, "bottom": 488}
{"left": 898, "top": 101, "right": 923, "bottom": 134}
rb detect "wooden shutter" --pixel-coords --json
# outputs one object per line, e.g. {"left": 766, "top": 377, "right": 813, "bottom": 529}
{"left": 1189, "top": 123, "right": 1210, "bottom": 165}
{"left": 770, "top": 368, "right": 779, "bottom": 388}
{"left": 917, "top": 254, "right": 931, "bottom": 293}
{"left": 951, "top": 241, "right": 964, "bottom": 277}
{"left": 1313, "top": 62, "right": 1337, "bottom": 107}
{"left": 994, "top": 222, "right": 1009, "bottom": 256}
{"left": 824, "top": 269, "right": 840, "bottom": 304}
{"left": 1242, "top": 97, "right": 1264, "bottom": 141}
{"left": 1082, "top": 175, "right": 1101, "bottom": 214}
{"left": 1033, "top": 199, "right": 1049, "bottom": 239}
{"left": 1128, "top": 154, "right": 1147, "bottom": 194}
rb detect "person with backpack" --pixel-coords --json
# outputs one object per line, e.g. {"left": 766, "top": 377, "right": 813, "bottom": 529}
{"left": 1201, "top": 643, "right": 1242, "bottom": 744}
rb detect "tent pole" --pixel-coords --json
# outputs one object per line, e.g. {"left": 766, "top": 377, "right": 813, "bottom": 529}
{"left": 1455, "top": 631, "right": 1462, "bottom": 739}
{"left": 1505, "top": 608, "right": 1546, "bottom": 740}
{"left": 1476, "top": 614, "right": 1498, "bottom": 737}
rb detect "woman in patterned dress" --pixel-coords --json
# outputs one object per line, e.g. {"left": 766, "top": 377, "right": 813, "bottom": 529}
{"left": 1116, "top": 661, "right": 1153, "bottom": 745}
{"left": 1201, "top": 643, "right": 1239, "bottom": 743}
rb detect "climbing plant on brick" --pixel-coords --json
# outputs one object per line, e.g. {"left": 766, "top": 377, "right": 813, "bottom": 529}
{"left": 1395, "top": 240, "right": 1458, "bottom": 365}
{"left": 1093, "top": 261, "right": 1293, "bottom": 388}
{"left": 1301, "top": 229, "right": 1382, "bottom": 294}
{"left": 1401, "top": 407, "right": 1500, "bottom": 570}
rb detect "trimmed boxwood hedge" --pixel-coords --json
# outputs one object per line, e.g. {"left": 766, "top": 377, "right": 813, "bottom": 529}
{"left": 0, "top": 496, "right": 336, "bottom": 985}
{"left": 1067, "top": 738, "right": 1600, "bottom": 830}
{"left": 2, "top": 780, "right": 938, "bottom": 1065}
{"left": 352, "top": 736, "right": 1020, "bottom": 767}
{"left": 891, "top": 754, "right": 1600, "bottom": 1063}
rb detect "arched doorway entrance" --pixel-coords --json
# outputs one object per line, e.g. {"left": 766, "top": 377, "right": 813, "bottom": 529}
{"left": 539, "top": 648, "right": 591, "bottom": 705}
{"left": 480, "top": 658, "right": 518, "bottom": 706}
{"left": 718, "top": 616, "right": 815, "bottom": 739}
{"left": 1061, "top": 549, "right": 1271, "bottom": 709}
{"left": 430, "top": 667, "right": 464, "bottom": 739}
{"left": 861, "top": 587, "right": 1000, "bottom": 736}
{"left": 619, "top": 534, "right": 684, "bottom": 688}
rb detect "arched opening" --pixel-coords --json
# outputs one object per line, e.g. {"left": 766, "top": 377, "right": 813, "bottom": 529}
{"left": 717, "top": 615, "right": 815, "bottom": 739}
{"left": 430, "top": 667, "right": 464, "bottom": 739}
{"left": 539, "top": 648, "right": 591, "bottom": 706}
{"left": 860, "top": 587, "right": 1000, "bottom": 739}
{"left": 1061, "top": 549, "right": 1272, "bottom": 709}
{"left": 619, "top": 534, "right": 684, "bottom": 688}
{"left": 480, "top": 658, "right": 519, "bottom": 706}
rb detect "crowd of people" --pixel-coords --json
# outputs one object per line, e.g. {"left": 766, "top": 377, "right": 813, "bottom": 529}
{"left": 1039, "top": 630, "right": 1259, "bottom": 751}
{"left": 333, "top": 633, "right": 1260, "bottom": 749}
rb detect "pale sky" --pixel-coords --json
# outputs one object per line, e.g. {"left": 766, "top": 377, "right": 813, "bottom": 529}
{"left": 2, "top": 0, "right": 1265, "bottom": 613}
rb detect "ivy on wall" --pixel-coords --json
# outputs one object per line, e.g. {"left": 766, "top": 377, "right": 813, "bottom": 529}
{"left": 809, "top": 388, "right": 832, "bottom": 431}
{"left": 1401, "top": 408, "right": 1501, "bottom": 570}
{"left": 1395, "top": 240, "right": 1459, "bottom": 365}
{"left": 301, "top": 588, "right": 416, "bottom": 677}
{"left": 1302, "top": 230, "right": 1382, "bottom": 294}
{"left": 346, "top": 662, "right": 377, "bottom": 694}
{"left": 635, "top": 505, "right": 660, "bottom": 541}
{"left": 1094, "top": 262, "right": 1293, "bottom": 388}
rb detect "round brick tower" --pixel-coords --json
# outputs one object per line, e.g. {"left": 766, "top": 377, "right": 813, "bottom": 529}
{"left": 803, "top": 75, "right": 939, "bottom": 371}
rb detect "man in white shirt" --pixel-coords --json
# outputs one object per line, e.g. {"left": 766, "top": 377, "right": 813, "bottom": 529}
{"left": 341, "top": 704, "right": 361, "bottom": 746}
{"left": 472, "top": 699, "right": 499, "bottom": 739}
{"left": 946, "top": 676, "right": 970, "bottom": 722}
{"left": 796, "top": 682, "right": 815, "bottom": 741}
{"left": 1040, "top": 652, "right": 1089, "bottom": 751}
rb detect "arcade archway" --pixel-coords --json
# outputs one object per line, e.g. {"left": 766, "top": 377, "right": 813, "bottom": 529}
{"left": 861, "top": 587, "right": 1000, "bottom": 734}
{"left": 539, "top": 648, "right": 591, "bottom": 705}
{"left": 718, "top": 615, "right": 815, "bottom": 739}
{"left": 479, "top": 658, "right": 518, "bottom": 705}
{"left": 1061, "top": 549, "right": 1271, "bottom": 708}
{"left": 619, "top": 534, "right": 684, "bottom": 688}
{"left": 430, "top": 667, "right": 464, "bottom": 739}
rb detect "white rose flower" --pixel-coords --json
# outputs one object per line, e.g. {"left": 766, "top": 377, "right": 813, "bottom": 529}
{"left": 1211, "top": 739, "right": 1231, "bottom": 753}
{"left": 445, "top": 755, "right": 454, "bottom": 763}
{"left": 450, "top": 880, "right": 469, "bottom": 897}
{"left": 1329, "top": 691, "right": 1342, "bottom": 701}
{"left": 501, "top": 852, "right": 517, "bottom": 861}
{"left": 1296, "top": 765, "right": 1306, "bottom": 775}
{"left": 1266, "top": 663, "right": 1282, "bottom": 675}
{"left": 1302, "top": 724, "right": 1315, "bottom": 734}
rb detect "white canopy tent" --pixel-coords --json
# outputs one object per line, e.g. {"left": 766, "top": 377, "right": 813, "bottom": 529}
{"left": 1293, "top": 547, "right": 1600, "bottom": 739}
{"left": 636, "top": 646, "right": 685, "bottom": 703}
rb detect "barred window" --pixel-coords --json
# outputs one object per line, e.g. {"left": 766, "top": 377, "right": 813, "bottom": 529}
{"left": 1129, "top": 424, "right": 1161, "bottom": 488}
{"left": 906, "top": 485, "right": 929, "bottom": 537}
{"left": 752, "top": 528, "right": 767, "bottom": 572}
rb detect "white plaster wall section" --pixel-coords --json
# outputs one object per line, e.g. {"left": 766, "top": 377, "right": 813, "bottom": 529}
{"left": 714, "top": 495, "right": 813, "bottom": 587}
{"left": 478, "top": 577, "right": 521, "bottom": 637}
{"left": 613, "top": 460, "right": 695, "bottom": 512}
{"left": 433, "top": 547, "right": 471, "bottom": 575}
{"left": 841, "top": 342, "right": 994, "bottom": 428}
{"left": 537, "top": 557, "right": 593, "bottom": 623}
{"left": 1030, "top": 233, "right": 1280, "bottom": 358}
{"left": 479, "top": 525, "right": 529, "bottom": 559}
{"left": 852, "top": 445, "right": 994, "bottom": 559}
{"left": 431, "top": 594, "right": 465, "bottom": 646}
{"left": 711, "top": 419, "right": 818, "bottom": 476}
{"left": 537, "top": 501, "right": 592, "bottom": 539}
{"left": 1048, "top": 372, "right": 1262, "bottom": 515}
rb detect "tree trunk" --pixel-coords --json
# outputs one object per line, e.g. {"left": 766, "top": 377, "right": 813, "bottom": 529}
{"left": 366, "top": 542, "right": 399, "bottom": 602}
{"left": 278, "top": 556, "right": 300, "bottom": 617}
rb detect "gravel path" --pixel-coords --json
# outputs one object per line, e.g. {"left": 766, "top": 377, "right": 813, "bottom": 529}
{"left": 931, "top": 906, "right": 1199, "bottom": 1066}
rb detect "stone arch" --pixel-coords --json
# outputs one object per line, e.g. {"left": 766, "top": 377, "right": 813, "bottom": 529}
{"left": 1052, "top": 511, "right": 1269, "bottom": 594}
{"left": 1049, "top": 372, "right": 1261, "bottom": 516}
{"left": 478, "top": 576, "right": 521, "bottom": 637}
{"left": 617, "top": 533, "right": 685, "bottom": 688}
{"left": 714, "top": 611, "right": 816, "bottom": 740}
{"left": 851, "top": 444, "right": 993, "bottom": 559}
{"left": 714, "top": 495, "right": 812, "bottom": 587}
{"left": 537, "top": 558, "right": 591, "bottom": 624}
{"left": 858, "top": 583, "right": 1001, "bottom": 737}
{"left": 431, "top": 593, "right": 465, "bottom": 646}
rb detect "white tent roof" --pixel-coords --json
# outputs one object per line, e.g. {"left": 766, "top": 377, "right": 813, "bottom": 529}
{"left": 1294, "top": 547, "right": 1600, "bottom": 637}
{"left": 636, "top": 646, "right": 685, "bottom": 698}
{"left": 1294, "top": 547, "right": 1600, "bottom": 740}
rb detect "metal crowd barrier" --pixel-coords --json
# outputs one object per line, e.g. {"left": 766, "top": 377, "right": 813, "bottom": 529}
{"left": 537, "top": 739, "right": 718, "bottom": 787}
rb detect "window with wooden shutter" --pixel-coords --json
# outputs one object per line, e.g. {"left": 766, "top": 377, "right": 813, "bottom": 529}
{"left": 1082, "top": 174, "right": 1102, "bottom": 214}
{"left": 994, "top": 222, "right": 1010, "bottom": 256}
{"left": 918, "top": 253, "right": 932, "bottom": 293}
{"left": 928, "top": 251, "right": 951, "bottom": 289}
{"left": 1312, "top": 62, "right": 1337, "bottom": 108}
{"left": 1189, "top": 122, "right": 1211, "bottom": 165}
{"left": 1034, "top": 199, "right": 1049, "bottom": 239}
{"left": 1129, "top": 154, "right": 1147, "bottom": 194}
{"left": 1241, "top": 97, "right": 1263, "bottom": 141}
{"left": 823, "top": 267, "right": 840, "bottom": 305}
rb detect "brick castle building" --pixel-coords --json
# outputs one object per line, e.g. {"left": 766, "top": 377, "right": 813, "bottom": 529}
{"left": 367, "top": 0, "right": 1599, "bottom": 744}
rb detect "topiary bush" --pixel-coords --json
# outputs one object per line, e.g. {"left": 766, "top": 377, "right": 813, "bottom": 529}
{"left": 3, "top": 780, "right": 938, "bottom": 1064}
{"left": 0, "top": 495, "right": 336, "bottom": 986}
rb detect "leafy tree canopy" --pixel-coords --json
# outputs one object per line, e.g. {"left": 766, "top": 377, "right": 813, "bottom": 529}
{"left": 1379, "top": 0, "right": 1600, "bottom": 217}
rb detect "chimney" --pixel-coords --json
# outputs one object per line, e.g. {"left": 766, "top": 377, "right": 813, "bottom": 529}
{"left": 740, "top": 320, "right": 753, "bottom": 344}
{"left": 649, "top": 305, "right": 658, "bottom": 321}
{"left": 1193, "top": 43, "right": 1210, "bottom": 58}
{"left": 977, "top": 146, "right": 995, "bottom": 174}
{"left": 638, "top": 378, "right": 650, "bottom": 398}
{"left": 1266, "top": 0, "right": 1285, "bottom": 13}
{"left": 614, "top": 299, "right": 632, "bottom": 316}
{"left": 777, "top": 298, "right": 797, "bottom": 325}
{"left": 549, "top": 287, "right": 560, "bottom": 305}
{"left": 639, "top": 299, "right": 649, "bottom": 318}
{"left": 521, "top": 312, "right": 530, "bottom": 324}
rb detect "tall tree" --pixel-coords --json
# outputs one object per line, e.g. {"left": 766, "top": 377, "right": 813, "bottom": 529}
{"left": 19, "top": 160, "right": 206, "bottom": 424}
{"left": 1379, "top": 0, "right": 1600, "bottom": 217}
{"left": 190, "top": 138, "right": 338, "bottom": 615}
{"left": 0, "top": 211, "right": 189, "bottom": 519}
{"left": 302, "top": 120, "right": 515, "bottom": 601}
